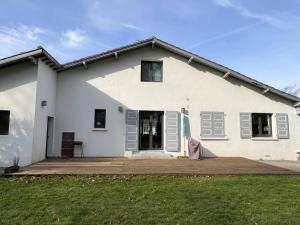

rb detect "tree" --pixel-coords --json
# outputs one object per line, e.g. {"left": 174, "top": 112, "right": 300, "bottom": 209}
{"left": 282, "top": 84, "right": 300, "bottom": 97}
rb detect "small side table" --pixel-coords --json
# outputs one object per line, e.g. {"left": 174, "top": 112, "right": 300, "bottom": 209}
{"left": 73, "top": 141, "right": 84, "bottom": 158}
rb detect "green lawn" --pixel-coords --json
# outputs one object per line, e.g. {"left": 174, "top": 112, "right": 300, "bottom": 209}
{"left": 0, "top": 176, "right": 299, "bottom": 225}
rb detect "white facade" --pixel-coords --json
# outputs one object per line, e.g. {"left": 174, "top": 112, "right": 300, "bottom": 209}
{"left": 54, "top": 47, "right": 300, "bottom": 160}
{"left": 32, "top": 59, "right": 57, "bottom": 162}
{"left": 0, "top": 62, "right": 37, "bottom": 166}
{"left": 0, "top": 60, "right": 57, "bottom": 167}
{"left": 1, "top": 39, "right": 300, "bottom": 167}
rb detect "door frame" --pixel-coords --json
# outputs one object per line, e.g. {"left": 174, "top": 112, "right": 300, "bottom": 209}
{"left": 45, "top": 116, "right": 54, "bottom": 158}
{"left": 138, "top": 110, "right": 164, "bottom": 150}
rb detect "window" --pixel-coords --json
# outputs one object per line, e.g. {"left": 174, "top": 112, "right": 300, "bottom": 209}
{"left": 94, "top": 109, "right": 106, "bottom": 129}
{"left": 0, "top": 110, "right": 10, "bottom": 135}
{"left": 141, "top": 61, "right": 162, "bottom": 82}
{"left": 251, "top": 113, "right": 272, "bottom": 137}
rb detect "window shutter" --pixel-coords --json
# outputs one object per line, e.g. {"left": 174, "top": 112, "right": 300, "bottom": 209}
{"left": 200, "top": 112, "right": 213, "bottom": 137}
{"left": 213, "top": 112, "right": 225, "bottom": 137}
{"left": 165, "top": 111, "right": 180, "bottom": 152}
{"left": 276, "top": 113, "right": 289, "bottom": 139}
{"left": 201, "top": 112, "right": 225, "bottom": 137}
{"left": 240, "top": 113, "right": 252, "bottom": 138}
{"left": 125, "top": 110, "right": 139, "bottom": 151}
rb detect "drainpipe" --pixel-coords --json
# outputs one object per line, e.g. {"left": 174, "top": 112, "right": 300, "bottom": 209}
{"left": 181, "top": 107, "right": 189, "bottom": 157}
{"left": 181, "top": 112, "right": 186, "bottom": 156}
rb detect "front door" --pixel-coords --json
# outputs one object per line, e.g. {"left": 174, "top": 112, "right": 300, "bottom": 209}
{"left": 139, "top": 111, "right": 164, "bottom": 150}
{"left": 46, "top": 116, "right": 54, "bottom": 158}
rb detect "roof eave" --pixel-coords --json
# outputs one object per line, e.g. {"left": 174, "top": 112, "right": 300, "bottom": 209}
{"left": 0, "top": 48, "right": 61, "bottom": 70}
{"left": 41, "top": 49, "right": 61, "bottom": 69}
{"left": 59, "top": 39, "right": 153, "bottom": 71}
{"left": 154, "top": 38, "right": 300, "bottom": 104}
{"left": 0, "top": 49, "right": 43, "bottom": 67}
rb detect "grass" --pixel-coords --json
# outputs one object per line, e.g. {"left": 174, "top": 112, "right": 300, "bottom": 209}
{"left": 0, "top": 176, "right": 299, "bottom": 225}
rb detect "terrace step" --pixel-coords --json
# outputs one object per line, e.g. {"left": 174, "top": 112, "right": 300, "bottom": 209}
{"left": 129, "top": 151, "right": 175, "bottom": 159}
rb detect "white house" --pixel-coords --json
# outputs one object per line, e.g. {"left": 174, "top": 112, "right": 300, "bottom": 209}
{"left": 1, "top": 37, "right": 300, "bottom": 167}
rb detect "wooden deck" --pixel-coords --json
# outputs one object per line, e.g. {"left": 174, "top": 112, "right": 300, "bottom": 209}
{"left": 11, "top": 157, "right": 298, "bottom": 175}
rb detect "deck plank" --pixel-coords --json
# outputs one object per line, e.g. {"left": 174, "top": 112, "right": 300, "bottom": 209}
{"left": 11, "top": 157, "right": 299, "bottom": 175}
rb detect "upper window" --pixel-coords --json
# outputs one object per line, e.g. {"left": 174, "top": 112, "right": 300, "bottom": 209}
{"left": 251, "top": 113, "right": 272, "bottom": 137}
{"left": 94, "top": 109, "right": 106, "bottom": 129}
{"left": 141, "top": 61, "right": 162, "bottom": 82}
{"left": 0, "top": 110, "right": 10, "bottom": 135}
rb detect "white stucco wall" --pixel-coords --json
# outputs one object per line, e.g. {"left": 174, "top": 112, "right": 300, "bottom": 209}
{"left": 0, "top": 62, "right": 37, "bottom": 167}
{"left": 32, "top": 59, "right": 57, "bottom": 162}
{"left": 54, "top": 46, "right": 300, "bottom": 160}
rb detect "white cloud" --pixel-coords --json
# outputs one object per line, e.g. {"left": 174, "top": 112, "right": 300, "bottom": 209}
{"left": 0, "top": 24, "right": 45, "bottom": 58}
{"left": 24, "top": 26, "right": 45, "bottom": 41}
{"left": 89, "top": 14, "right": 140, "bottom": 32}
{"left": 0, "top": 24, "right": 107, "bottom": 62}
{"left": 87, "top": 1, "right": 140, "bottom": 32}
{"left": 214, "top": 0, "right": 235, "bottom": 8}
{"left": 122, "top": 23, "right": 139, "bottom": 30}
{"left": 187, "top": 22, "right": 261, "bottom": 50}
{"left": 60, "top": 29, "right": 86, "bottom": 48}
{"left": 213, "top": 0, "right": 286, "bottom": 29}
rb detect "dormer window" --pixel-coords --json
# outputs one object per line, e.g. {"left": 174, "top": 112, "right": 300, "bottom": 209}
{"left": 141, "top": 61, "right": 162, "bottom": 82}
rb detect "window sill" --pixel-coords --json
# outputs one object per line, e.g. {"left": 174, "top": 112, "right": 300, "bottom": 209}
{"left": 92, "top": 128, "right": 108, "bottom": 131}
{"left": 251, "top": 137, "right": 278, "bottom": 141}
{"left": 199, "top": 137, "right": 228, "bottom": 140}
{"left": 141, "top": 80, "right": 162, "bottom": 82}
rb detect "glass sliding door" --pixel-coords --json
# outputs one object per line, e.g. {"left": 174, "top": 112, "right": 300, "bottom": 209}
{"left": 139, "top": 111, "right": 164, "bottom": 150}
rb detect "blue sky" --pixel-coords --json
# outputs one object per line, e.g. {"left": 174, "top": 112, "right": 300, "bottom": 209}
{"left": 1, "top": 0, "right": 300, "bottom": 93}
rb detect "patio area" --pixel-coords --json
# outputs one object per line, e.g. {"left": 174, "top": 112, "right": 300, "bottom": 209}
{"left": 11, "top": 157, "right": 299, "bottom": 175}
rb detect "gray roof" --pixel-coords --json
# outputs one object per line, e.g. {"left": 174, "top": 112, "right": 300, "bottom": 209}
{"left": 61, "top": 37, "right": 300, "bottom": 104}
{"left": 1, "top": 36, "right": 300, "bottom": 105}
{"left": 0, "top": 47, "right": 61, "bottom": 70}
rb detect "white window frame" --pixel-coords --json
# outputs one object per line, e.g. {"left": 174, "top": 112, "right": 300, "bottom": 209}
{"left": 92, "top": 108, "right": 108, "bottom": 131}
{"left": 140, "top": 60, "right": 163, "bottom": 82}
{"left": 251, "top": 113, "right": 278, "bottom": 141}
{"left": 0, "top": 110, "right": 10, "bottom": 135}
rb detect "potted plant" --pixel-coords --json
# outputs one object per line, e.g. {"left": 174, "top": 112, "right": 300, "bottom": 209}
{"left": 4, "top": 156, "right": 20, "bottom": 174}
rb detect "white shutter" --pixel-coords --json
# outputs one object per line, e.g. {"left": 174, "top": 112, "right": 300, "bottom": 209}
{"left": 201, "top": 112, "right": 225, "bottom": 137}
{"left": 165, "top": 111, "right": 180, "bottom": 152}
{"left": 276, "top": 113, "right": 289, "bottom": 139}
{"left": 125, "top": 110, "right": 139, "bottom": 151}
{"left": 240, "top": 113, "right": 252, "bottom": 138}
{"left": 213, "top": 112, "right": 225, "bottom": 137}
{"left": 200, "top": 112, "right": 213, "bottom": 137}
